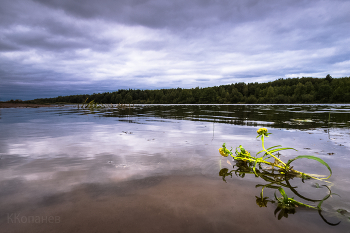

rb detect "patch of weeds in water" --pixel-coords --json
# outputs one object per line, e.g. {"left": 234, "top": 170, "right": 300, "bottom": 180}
{"left": 219, "top": 128, "right": 342, "bottom": 225}
{"left": 79, "top": 99, "right": 102, "bottom": 110}
{"left": 78, "top": 98, "right": 134, "bottom": 110}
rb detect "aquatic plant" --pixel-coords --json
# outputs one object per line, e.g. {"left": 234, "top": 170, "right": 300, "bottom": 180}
{"left": 79, "top": 98, "right": 134, "bottom": 110}
{"left": 219, "top": 128, "right": 332, "bottom": 181}
{"left": 85, "top": 100, "right": 101, "bottom": 109}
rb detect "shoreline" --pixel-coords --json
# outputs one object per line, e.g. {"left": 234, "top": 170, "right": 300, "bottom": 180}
{"left": 0, "top": 102, "right": 56, "bottom": 108}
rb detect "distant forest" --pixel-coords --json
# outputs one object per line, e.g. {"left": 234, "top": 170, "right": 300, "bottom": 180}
{"left": 18, "top": 75, "right": 350, "bottom": 104}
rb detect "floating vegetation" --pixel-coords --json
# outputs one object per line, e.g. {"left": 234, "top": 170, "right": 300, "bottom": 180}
{"left": 219, "top": 128, "right": 342, "bottom": 225}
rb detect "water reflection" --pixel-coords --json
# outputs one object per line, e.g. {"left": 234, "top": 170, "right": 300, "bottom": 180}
{"left": 1, "top": 105, "right": 350, "bottom": 232}
{"left": 61, "top": 104, "right": 350, "bottom": 148}
{"left": 219, "top": 160, "right": 342, "bottom": 225}
{"left": 65, "top": 104, "right": 350, "bottom": 129}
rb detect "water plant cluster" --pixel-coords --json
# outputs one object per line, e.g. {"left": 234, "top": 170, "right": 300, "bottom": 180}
{"left": 78, "top": 99, "right": 133, "bottom": 110}
{"left": 219, "top": 128, "right": 332, "bottom": 180}
{"left": 219, "top": 128, "right": 344, "bottom": 223}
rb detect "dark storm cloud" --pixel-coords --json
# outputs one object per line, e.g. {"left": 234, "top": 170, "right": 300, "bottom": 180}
{"left": 33, "top": 0, "right": 236, "bottom": 28}
{"left": 32, "top": 0, "right": 329, "bottom": 30}
{"left": 0, "top": 0, "right": 350, "bottom": 100}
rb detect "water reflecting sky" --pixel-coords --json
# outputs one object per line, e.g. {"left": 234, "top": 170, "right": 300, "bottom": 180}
{"left": 0, "top": 105, "right": 350, "bottom": 232}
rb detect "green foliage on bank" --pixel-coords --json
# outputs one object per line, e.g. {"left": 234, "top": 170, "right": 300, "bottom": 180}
{"left": 26, "top": 75, "right": 350, "bottom": 104}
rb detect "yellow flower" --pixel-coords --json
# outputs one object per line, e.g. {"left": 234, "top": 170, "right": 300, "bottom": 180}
{"left": 257, "top": 128, "right": 268, "bottom": 136}
{"left": 219, "top": 148, "right": 229, "bottom": 157}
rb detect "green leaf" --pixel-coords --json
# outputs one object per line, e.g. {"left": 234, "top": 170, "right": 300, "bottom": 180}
{"left": 269, "top": 147, "right": 297, "bottom": 154}
{"left": 256, "top": 149, "right": 265, "bottom": 155}
{"left": 287, "top": 155, "right": 332, "bottom": 179}
{"left": 278, "top": 187, "right": 288, "bottom": 201}
{"left": 257, "top": 146, "right": 290, "bottom": 156}
{"left": 266, "top": 145, "right": 282, "bottom": 151}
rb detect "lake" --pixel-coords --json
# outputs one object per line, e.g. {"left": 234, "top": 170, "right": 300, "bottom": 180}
{"left": 1, "top": 104, "right": 350, "bottom": 233}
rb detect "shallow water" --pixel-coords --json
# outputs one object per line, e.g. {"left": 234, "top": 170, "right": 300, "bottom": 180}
{"left": 0, "top": 104, "right": 350, "bottom": 233}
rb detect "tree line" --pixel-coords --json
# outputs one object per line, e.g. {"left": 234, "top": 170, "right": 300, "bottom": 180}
{"left": 21, "top": 75, "right": 350, "bottom": 104}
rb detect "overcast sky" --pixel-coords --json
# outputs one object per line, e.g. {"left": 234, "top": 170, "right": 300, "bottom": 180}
{"left": 1, "top": 0, "right": 349, "bottom": 100}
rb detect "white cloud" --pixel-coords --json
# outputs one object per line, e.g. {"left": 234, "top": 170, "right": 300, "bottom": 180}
{"left": 1, "top": 0, "right": 350, "bottom": 100}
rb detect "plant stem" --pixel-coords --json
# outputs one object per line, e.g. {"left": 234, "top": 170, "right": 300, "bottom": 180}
{"left": 261, "top": 135, "right": 286, "bottom": 167}
{"left": 233, "top": 155, "right": 329, "bottom": 182}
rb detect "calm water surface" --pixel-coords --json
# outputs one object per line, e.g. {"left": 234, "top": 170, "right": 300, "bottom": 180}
{"left": 0, "top": 104, "right": 350, "bottom": 233}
